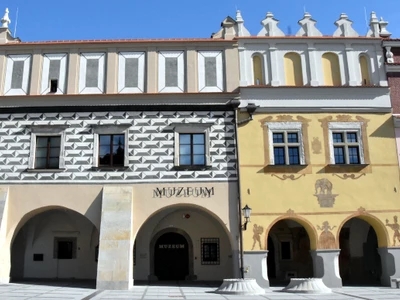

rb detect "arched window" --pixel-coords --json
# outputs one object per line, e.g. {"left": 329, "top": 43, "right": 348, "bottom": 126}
{"left": 284, "top": 52, "right": 303, "bottom": 86}
{"left": 322, "top": 53, "right": 341, "bottom": 86}
{"left": 359, "top": 55, "right": 371, "bottom": 86}
{"left": 252, "top": 55, "right": 264, "bottom": 85}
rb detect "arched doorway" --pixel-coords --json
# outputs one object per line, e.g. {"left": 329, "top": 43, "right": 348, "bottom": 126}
{"left": 154, "top": 232, "right": 189, "bottom": 280}
{"left": 10, "top": 208, "right": 99, "bottom": 281}
{"left": 339, "top": 217, "right": 382, "bottom": 286}
{"left": 267, "top": 219, "right": 314, "bottom": 285}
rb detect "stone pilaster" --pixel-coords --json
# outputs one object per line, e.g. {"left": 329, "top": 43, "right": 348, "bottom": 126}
{"left": 378, "top": 247, "right": 400, "bottom": 287}
{"left": 310, "top": 249, "right": 342, "bottom": 288}
{"left": 96, "top": 186, "right": 133, "bottom": 290}
{"left": 0, "top": 187, "right": 10, "bottom": 283}
{"left": 243, "top": 250, "right": 269, "bottom": 288}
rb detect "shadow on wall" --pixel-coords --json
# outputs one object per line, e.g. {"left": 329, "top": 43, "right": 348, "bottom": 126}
{"left": 370, "top": 116, "right": 396, "bottom": 139}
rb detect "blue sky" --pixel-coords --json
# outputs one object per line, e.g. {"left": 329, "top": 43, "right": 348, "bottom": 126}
{"left": 5, "top": 0, "right": 400, "bottom": 41}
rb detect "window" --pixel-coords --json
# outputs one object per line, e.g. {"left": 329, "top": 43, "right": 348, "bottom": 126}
{"left": 35, "top": 136, "right": 61, "bottom": 169}
{"left": 179, "top": 133, "right": 205, "bottom": 166}
{"left": 28, "top": 125, "right": 67, "bottom": 170}
{"left": 54, "top": 237, "right": 77, "bottom": 259}
{"left": 99, "top": 134, "right": 125, "bottom": 167}
{"left": 50, "top": 79, "right": 58, "bottom": 93}
{"left": 201, "top": 238, "right": 220, "bottom": 265}
{"left": 92, "top": 125, "right": 130, "bottom": 168}
{"left": 118, "top": 52, "right": 145, "bottom": 93}
{"left": 265, "top": 122, "right": 305, "bottom": 165}
{"left": 329, "top": 123, "right": 364, "bottom": 165}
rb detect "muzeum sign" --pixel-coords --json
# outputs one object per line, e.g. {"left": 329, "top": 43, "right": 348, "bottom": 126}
{"left": 153, "top": 187, "right": 215, "bottom": 198}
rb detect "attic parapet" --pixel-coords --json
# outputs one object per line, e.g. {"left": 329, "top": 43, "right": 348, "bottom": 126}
{"left": 296, "top": 12, "right": 323, "bottom": 37}
{"left": 257, "top": 12, "right": 285, "bottom": 37}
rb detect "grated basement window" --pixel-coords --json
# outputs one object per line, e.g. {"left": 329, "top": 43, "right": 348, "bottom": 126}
{"left": 201, "top": 238, "right": 220, "bottom": 265}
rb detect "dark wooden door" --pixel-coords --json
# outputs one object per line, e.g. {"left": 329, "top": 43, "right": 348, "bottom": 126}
{"left": 155, "top": 232, "right": 189, "bottom": 280}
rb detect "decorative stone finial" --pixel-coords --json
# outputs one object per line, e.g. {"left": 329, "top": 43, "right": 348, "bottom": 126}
{"left": 258, "top": 12, "right": 285, "bottom": 36}
{"left": 1, "top": 8, "right": 10, "bottom": 28}
{"left": 386, "top": 46, "right": 394, "bottom": 64}
{"left": 235, "top": 10, "right": 250, "bottom": 37}
{"left": 296, "top": 12, "right": 322, "bottom": 37}
{"left": 367, "top": 11, "right": 380, "bottom": 37}
{"left": 333, "top": 13, "right": 359, "bottom": 37}
{"left": 379, "top": 17, "right": 391, "bottom": 38}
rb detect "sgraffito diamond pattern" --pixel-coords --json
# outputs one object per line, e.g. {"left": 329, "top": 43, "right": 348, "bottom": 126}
{"left": 0, "top": 111, "right": 237, "bottom": 183}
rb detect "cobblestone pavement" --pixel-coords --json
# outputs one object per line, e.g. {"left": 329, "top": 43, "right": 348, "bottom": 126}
{"left": 2, "top": 283, "right": 400, "bottom": 300}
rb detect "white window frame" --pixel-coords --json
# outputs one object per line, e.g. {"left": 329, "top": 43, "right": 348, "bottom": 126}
{"left": 158, "top": 51, "right": 185, "bottom": 93}
{"left": 4, "top": 54, "right": 31, "bottom": 96}
{"left": 78, "top": 52, "right": 105, "bottom": 94}
{"left": 328, "top": 122, "right": 365, "bottom": 165}
{"left": 173, "top": 124, "right": 212, "bottom": 167}
{"left": 40, "top": 53, "right": 68, "bottom": 94}
{"left": 118, "top": 52, "right": 145, "bottom": 93}
{"left": 92, "top": 125, "right": 130, "bottom": 168}
{"left": 198, "top": 51, "right": 224, "bottom": 92}
{"left": 265, "top": 122, "right": 305, "bottom": 165}
{"left": 28, "top": 125, "right": 68, "bottom": 170}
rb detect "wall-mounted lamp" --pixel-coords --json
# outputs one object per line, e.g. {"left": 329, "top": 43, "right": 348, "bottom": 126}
{"left": 241, "top": 204, "right": 252, "bottom": 231}
{"left": 238, "top": 103, "right": 259, "bottom": 125}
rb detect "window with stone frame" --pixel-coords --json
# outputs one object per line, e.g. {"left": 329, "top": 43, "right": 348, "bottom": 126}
{"left": 198, "top": 51, "right": 224, "bottom": 92}
{"left": 98, "top": 134, "right": 125, "bottom": 167}
{"left": 173, "top": 124, "right": 211, "bottom": 169}
{"left": 158, "top": 51, "right": 185, "bottom": 93}
{"left": 40, "top": 53, "right": 68, "bottom": 94}
{"left": 265, "top": 122, "right": 305, "bottom": 166}
{"left": 35, "top": 136, "right": 61, "bottom": 169}
{"left": 92, "top": 125, "right": 130, "bottom": 168}
{"left": 78, "top": 52, "right": 105, "bottom": 94}
{"left": 118, "top": 52, "right": 145, "bottom": 93}
{"left": 328, "top": 123, "right": 364, "bottom": 165}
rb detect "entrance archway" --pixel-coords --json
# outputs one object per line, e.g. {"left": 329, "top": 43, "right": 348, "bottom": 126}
{"left": 339, "top": 217, "right": 382, "bottom": 286}
{"left": 266, "top": 219, "right": 314, "bottom": 285}
{"left": 10, "top": 208, "right": 99, "bottom": 281}
{"left": 154, "top": 232, "right": 189, "bottom": 280}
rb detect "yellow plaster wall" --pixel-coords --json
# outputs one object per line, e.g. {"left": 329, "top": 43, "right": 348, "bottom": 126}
{"left": 284, "top": 52, "right": 303, "bottom": 86}
{"left": 322, "top": 53, "right": 341, "bottom": 86}
{"left": 252, "top": 56, "right": 263, "bottom": 85}
{"left": 238, "top": 112, "right": 399, "bottom": 251}
{"left": 359, "top": 55, "right": 371, "bottom": 85}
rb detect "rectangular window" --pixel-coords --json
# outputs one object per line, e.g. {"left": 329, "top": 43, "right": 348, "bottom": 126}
{"left": 179, "top": 133, "right": 206, "bottom": 166}
{"left": 54, "top": 237, "right": 77, "bottom": 259}
{"left": 98, "top": 134, "right": 125, "bottom": 167}
{"left": 272, "top": 132, "right": 301, "bottom": 165}
{"left": 201, "top": 238, "right": 220, "bottom": 265}
{"left": 35, "top": 136, "right": 61, "bottom": 169}
{"left": 332, "top": 131, "right": 361, "bottom": 164}
{"left": 4, "top": 54, "right": 32, "bottom": 95}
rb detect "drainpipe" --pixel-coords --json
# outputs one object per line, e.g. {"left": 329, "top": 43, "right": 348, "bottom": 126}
{"left": 229, "top": 98, "right": 245, "bottom": 278}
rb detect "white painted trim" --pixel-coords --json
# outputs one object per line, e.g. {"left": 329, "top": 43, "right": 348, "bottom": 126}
{"left": 328, "top": 122, "right": 365, "bottom": 164}
{"left": 40, "top": 53, "right": 68, "bottom": 94}
{"left": 158, "top": 51, "right": 185, "bottom": 93}
{"left": 78, "top": 53, "right": 105, "bottom": 94}
{"left": 198, "top": 51, "right": 224, "bottom": 92}
{"left": 173, "top": 124, "right": 212, "bottom": 167}
{"left": 28, "top": 126, "right": 68, "bottom": 169}
{"left": 264, "top": 122, "right": 305, "bottom": 165}
{"left": 4, "top": 54, "right": 31, "bottom": 96}
{"left": 118, "top": 52, "right": 145, "bottom": 93}
{"left": 92, "top": 125, "right": 131, "bottom": 167}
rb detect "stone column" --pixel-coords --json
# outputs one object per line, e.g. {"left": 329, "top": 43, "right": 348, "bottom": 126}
{"left": 310, "top": 249, "right": 342, "bottom": 288}
{"left": 96, "top": 186, "right": 134, "bottom": 290}
{"left": 268, "top": 46, "right": 280, "bottom": 87}
{"left": 243, "top": 250, "right": 269, "bottom": 288}
{"left": 378, "top": 247, "right": 400, "bottom": 287}
{"left": 345, "top": 45, "right": 358, "bottom": 86}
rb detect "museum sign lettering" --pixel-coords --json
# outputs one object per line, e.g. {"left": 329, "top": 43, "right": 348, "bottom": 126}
{"left": 153, "top": 187, "right": 215, "bottom": 198}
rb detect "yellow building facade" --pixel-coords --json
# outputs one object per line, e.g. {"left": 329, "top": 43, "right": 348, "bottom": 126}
{"left": 236, "top": 11, "right": 400, "bottom": 288}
